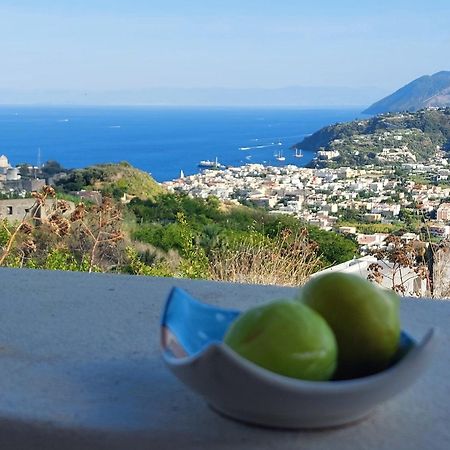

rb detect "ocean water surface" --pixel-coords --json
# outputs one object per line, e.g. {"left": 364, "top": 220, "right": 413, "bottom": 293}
{"left": 0, "top": 107, "right": 363, "bottom": 182}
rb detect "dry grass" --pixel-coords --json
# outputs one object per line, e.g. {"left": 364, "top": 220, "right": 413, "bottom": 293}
{"left": 131, "top": 240, "right": 182, "bottom": 272}
{"left": 208, "top": 228, "right": 322, "bottom": 287}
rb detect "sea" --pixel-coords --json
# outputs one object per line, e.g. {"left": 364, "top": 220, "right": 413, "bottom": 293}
{"left": 0, "top": 106, "right": 364, "bottom": 182}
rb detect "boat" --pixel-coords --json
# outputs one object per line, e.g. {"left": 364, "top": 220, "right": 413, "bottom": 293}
{"left": 294, "top": 148, "right": 303, "bottom": 158}
{"left": 198, "top": 157, "right": 225, "bottom": 169}
{"left": 275, "top": 150, "right": 285, "bottom": 162}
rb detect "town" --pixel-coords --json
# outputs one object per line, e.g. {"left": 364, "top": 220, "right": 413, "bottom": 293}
{"left": 164, "top": 160, "right": 450, "bottom": 252}
{"left": 3, "top": 148, "right": 450, "bottom": 252}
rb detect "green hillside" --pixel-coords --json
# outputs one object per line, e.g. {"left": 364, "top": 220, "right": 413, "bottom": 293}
{"left": 294, "top": 108, "right": 450, "bottom": 167}
{"left": 55, "top": 162, "right": 165, "bottom": 199}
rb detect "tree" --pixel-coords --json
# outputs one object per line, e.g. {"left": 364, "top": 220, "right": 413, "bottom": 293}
{"left": 41, "top": 160, "right": 66, "bottom": 178}
{"left": 307, "top": 226, "right": 358, "bottom": 266}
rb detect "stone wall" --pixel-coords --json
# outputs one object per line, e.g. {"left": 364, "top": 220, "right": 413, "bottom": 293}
{"left": 0, "top": 198, "right": 37, "bottom": 222}
{"left": 0, "top": 198, "right": 75, "bottom": 223}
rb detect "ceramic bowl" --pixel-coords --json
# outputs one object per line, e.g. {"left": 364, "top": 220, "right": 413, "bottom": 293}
{"left": 160, "top": 287, "right": 436, "bottom": 429}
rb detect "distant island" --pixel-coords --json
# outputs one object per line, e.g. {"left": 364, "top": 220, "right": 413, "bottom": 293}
{"left": 293, "top": 107, "right": 450, "bottom": 168}
{"left": 364, "top": 71, "right": 450, "bottom": 114}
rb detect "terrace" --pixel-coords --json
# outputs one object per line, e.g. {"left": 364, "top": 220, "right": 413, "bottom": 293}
{"left": 0, "top": 268, "right": 448, "bottom": 449}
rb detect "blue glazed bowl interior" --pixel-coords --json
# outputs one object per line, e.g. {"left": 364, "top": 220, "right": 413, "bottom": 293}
{"left": 161, "top": 287, "right": 416, "bottom": 373}
{"left": 161, "top": 287, "right": 240, "bottom": 357}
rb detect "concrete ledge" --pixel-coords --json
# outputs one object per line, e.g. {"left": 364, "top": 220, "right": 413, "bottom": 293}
{"left": 0, "top": 268, "right": 449, "bottom": 449}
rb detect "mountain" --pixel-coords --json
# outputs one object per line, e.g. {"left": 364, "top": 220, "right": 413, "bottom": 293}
{"left": 363, "top": 71, "right": 450, "bottom": 114}
{"left": 294, "top": 108, "right": 450, "bottom": 168}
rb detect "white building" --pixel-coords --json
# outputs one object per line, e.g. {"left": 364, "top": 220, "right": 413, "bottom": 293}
{"left": 0, "top": 154, "right": 11, "bottom": 175}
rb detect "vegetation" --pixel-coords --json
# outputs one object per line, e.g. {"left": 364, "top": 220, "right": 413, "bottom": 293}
{"left": 41, "top": 160, "right": 68, "bottom": 178}
{"left": 0, "top": 187, "right": 123, "bottom": 272}
{"left": 55, "top": 162, "right": 165, "bottom": 200}
{"left": 208, "top": 228, "right": 321, "bottom": 286}
{"left": 0, "top": 179, "right": 358, "bottom": 286}
{"left": 3, "top": 161, "right": 446, "bottom": 296}
{"left": 367, "top": 235, "right": 428, "bottom": 295}
{"left": 294, "top": 107, "right": 450, "bottom": 167}
{"left": 128, "top": 193, "right": 358, "bottom": 268}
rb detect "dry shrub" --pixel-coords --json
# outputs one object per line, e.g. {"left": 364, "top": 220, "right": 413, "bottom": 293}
{"left": 367, "top": 235, "right": 429, "bottom": 296}
{"left": 67, "top": 198, "right": 124, "bottom": 272}
{"left": 1, "top": 189, "right": 124, "bottom": 272}
{"left": 209, "top": 228, "right": 321, "bottom": 286}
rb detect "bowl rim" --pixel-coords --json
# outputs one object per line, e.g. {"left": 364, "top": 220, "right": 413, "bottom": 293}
{"left": 161, "top": 287, "right": 436, "bottom": 392}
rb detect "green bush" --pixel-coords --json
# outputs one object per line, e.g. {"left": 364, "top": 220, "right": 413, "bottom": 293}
{"left": 129, "top": 193, "right": 358, "bottom": 267}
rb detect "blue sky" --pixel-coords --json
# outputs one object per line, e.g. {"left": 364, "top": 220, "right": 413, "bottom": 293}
{"left": 0, "top": 1, "right": 449, "bottom": 100}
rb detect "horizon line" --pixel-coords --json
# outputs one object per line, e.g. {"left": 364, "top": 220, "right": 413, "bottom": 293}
{"left": 0, "top": 103, "right": 369, "bottom": 110}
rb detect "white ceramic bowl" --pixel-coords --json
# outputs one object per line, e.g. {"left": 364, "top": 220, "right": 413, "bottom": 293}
{"left": 161, "top": 287, "right": 436, "bottom": 429}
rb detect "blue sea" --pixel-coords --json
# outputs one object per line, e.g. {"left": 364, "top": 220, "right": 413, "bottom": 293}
{"left": 0, "top": 106, "right": 363, "bottom": 182}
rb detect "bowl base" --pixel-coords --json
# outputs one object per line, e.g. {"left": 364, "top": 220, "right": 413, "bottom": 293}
{"left": 208, "top": 402, "right": 374, "bottom": 430}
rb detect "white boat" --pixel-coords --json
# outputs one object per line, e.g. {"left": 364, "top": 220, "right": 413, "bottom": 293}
{"left": 294, "top": 148, "right": 303, "bottom": 158}
{"left": 275, "top": 150, "right": 285, "bottom": 161}
{"left": 198, "top": 157, "right": 225, "bottom": 169}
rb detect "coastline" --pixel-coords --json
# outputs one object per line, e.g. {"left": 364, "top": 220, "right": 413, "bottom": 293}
{"left": 0, "top": 106, "right": 363, "bottom": 182}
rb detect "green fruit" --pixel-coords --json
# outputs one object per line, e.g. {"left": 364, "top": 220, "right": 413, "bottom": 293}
{"left": 224, "top": 299, "right": 337, "bottom": 381}
{"left": 299, "top": 273, "right": 401, "bottom": 379}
